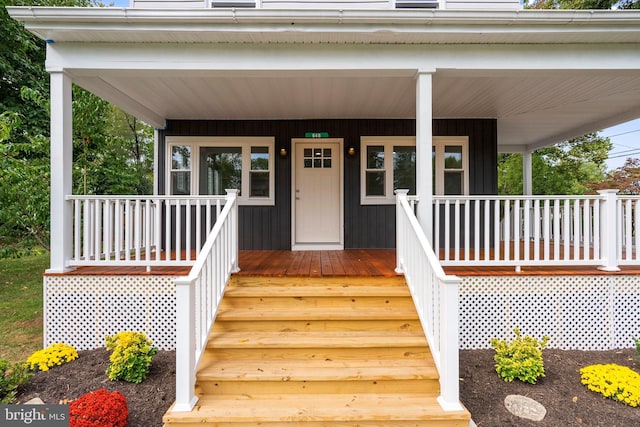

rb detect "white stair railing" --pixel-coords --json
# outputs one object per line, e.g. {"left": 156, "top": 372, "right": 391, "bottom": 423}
{"left": 395, "top": 189, "right": 462, "bottom": 412}
{"left": 173, "top": 189, "right": 239, "bottom": 412}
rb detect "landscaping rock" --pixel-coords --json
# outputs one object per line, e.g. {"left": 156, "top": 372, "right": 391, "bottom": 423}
{"left": 504, "top": 394, "right": 547, "bottom": 422}
{"left": 24, "top": 397, "right": 44, "bottom": 405}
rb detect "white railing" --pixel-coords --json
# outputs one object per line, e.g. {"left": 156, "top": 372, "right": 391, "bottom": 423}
{"left": 395, "top": 190, "right": 462, "bottom": 412}
{"left": 432, "top": 194, "right": 612, "bottom": 268}
{"left": 617, "top": 194, "right": 640, "bottom": 266}
{"left": 67, "top": 195, "right": 227, "bottom": 268}
{"left": 173, "top": 190, "right": 239, "bottom": 412}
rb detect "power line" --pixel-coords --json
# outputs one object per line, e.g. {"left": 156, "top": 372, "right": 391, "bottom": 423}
{"left": 603, "top": 128, "right": 640, "bottom": 139}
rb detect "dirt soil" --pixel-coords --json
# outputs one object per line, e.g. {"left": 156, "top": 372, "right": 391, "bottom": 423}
{"left": 14, "top": 348, "right": 640, "bottom": 427}
{"left": 460, "top": 348, "right": 640, "bottom": 427}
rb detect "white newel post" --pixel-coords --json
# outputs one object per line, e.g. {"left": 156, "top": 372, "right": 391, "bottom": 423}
{"left": 174, "top": 276, "right": 198, "bottom": 411}
{"left": 395, "top": 190, "right": 409, "bottom": 274}
{"left": 48, "top": 71, "right": 73, "bottom": 273}
{"left": 598, "top": 189, "right": 620, "bottom": 272}
{"left": 416, "top": 71, "right": 434, "bottom": 243}
{"left": 438, "top": 275, "right": 463, "bottom": 411}
{"left": 226, "top": 189, "right": 240, "bottom": 273}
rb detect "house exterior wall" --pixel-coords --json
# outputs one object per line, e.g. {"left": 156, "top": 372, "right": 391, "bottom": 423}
{"left": 159, "top": 118, "right": 497, "bottom": 250}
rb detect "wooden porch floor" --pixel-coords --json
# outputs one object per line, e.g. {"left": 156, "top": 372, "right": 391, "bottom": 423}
{"left": 52, "top": 249, "right": 640, "bottom": 277}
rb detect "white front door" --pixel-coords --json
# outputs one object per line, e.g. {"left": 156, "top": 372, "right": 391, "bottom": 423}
{"left": 292, "top": 139, "right": 343, "bottom": 250}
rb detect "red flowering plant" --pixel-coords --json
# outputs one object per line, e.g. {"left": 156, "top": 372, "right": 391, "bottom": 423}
{"left": 69, "top": 388, "right": 128, "bottom": 427}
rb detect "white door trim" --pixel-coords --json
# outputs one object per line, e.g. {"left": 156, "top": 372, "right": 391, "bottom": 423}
{"left": 291, "top": 138, "right": 344, "bottom": 251}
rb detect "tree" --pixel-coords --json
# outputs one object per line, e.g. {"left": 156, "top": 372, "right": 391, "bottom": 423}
{"left": 498, "top": 133, "right": 612, "bottom": 195}
{"left": 1, "top": 0, "right": 154, "bottom": 252}
{"left": 589, "top": 158, "right": 640, "bottom": 195}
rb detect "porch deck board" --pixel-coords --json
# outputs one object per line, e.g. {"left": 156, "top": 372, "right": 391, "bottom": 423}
{"left": 47, "top": 249, "right": 640, "bottom": 277}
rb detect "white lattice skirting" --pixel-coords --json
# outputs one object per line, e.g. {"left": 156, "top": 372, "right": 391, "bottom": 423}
{"left": 44, "top": 275, "right": 176, "bottom": 350}
{"left": 460, "top": 275, "right": 640, "bottom": 350}
{"left": 45, "top": 274, "right": 640, "bottom": 351}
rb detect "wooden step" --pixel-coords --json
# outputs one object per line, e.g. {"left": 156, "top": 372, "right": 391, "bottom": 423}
{"left": 208, "top": 331, "right": 428, "bottom": 349}
{"left": 213, "top": 318, "right": 424, "bottom": 333}
{"left": 163, "top": 394, "right": 470, "bottom": 427}
{"left": 163, "top": 276, "right": 471, "bottom": 426}
{"left": 195, "top": 359, "right": 439, "bottom": 395}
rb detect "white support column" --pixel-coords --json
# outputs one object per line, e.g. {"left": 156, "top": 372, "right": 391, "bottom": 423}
{"left": 523, "top": 150, "right": 533, "bottom": 195}
{"left": 416, "top": 70, "right": 434, "bottom": 242}
{"left": 48, "top": 71, "right": 74, "bottom": 273}
{"left": 598, "top": 189, "right": 620, "bottom": 272}
{"left": 153, "top": 128, "right": 159, "bottom": 196}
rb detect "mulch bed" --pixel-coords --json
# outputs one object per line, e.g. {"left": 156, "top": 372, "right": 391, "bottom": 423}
{"left": 460, "top": 348, "right": 640, "bottom": 427}
{"left": 14, "top": 348, "right": 640, "bottom": 426}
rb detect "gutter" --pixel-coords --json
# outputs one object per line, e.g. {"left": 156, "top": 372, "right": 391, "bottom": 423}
{"left": 7, "top": 6, "right": 640, "bottom": 44}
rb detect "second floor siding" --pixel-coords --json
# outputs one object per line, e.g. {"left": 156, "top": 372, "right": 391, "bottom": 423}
{"left": 132, "top": 0, "right": 522, "bottom": 10}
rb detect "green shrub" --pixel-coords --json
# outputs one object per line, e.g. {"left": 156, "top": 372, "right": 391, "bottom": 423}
{"left": 490, "top": 327, "right": 550, "bottom": 384}
{"left": 581, "top": 364, "right": 640, "bottom": 407}
{"left": 635, "top": 337, "right": 640, "bottom": 363}
{"left": 105, "top": 331, "right": 158, "bottom": 384}
{"left": 0, "top": 359, "right": 32, "bottom": 403}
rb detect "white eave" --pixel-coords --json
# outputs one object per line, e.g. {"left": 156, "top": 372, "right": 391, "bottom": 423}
{"left": 8, "top": 7, "right": 640, "bottom": 44}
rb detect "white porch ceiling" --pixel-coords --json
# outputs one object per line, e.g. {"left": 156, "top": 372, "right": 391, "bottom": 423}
{"left": 70, "top": 68, "right": 640, "bottom": 150}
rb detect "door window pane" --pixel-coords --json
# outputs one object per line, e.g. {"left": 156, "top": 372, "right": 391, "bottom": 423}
{"left": 393, "top": 146, "right": 416, "bottom": 195}
{"left": 200, "top": 147, "right": 242, "bottom": 195}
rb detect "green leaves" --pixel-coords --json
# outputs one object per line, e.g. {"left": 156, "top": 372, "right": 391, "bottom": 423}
{"left": 105, "top": 331, "right": 158, "bottom": 384}
{"left": 0, "top": 359, "right": 32, "bottom": 403}
{"left": 491, "top": 327, "right": 550, "bottom": 384}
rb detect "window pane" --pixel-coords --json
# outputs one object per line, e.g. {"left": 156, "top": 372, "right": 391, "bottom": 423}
{"left": 393, "top": 146, "right": 416, "bottom": 195}
{"left": 444, "top": 171, "right": 463, "bottom": 195}
{"left": 367, "top": 146, "right": 385, "bottom": 169}
{"left": 250, "top": 172, "right": 269, "bottom": 197}
{"left": 304, "top": 159, "right": 312, "bottom": 168}
{"left": 172, "top": 146, "right": 191, "bottom": 170}
{"left": 251, "top": 147, "right": 269, "bottom": 171}
{"left": 199, "top": 147, "right": 242, "bottom": 195}
{"left": 304, "top": 148, "right": 312, "bottom": 157}
{"left": 366, "top": 171, "right": 385, "bottom": 196}
{"left": 171, "top": 171, "right": 191, "bottom": 195}
{"left": 444, "top": 145, "right": 463, "bottom": 169}
{"left": 323, "top": 159, "right": 332, "bottom": 168}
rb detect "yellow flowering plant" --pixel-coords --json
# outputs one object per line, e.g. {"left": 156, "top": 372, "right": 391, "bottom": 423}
{"left": 105, "top": 331, "right": 158, "bottom": 384}
{"left": 580, "top": 363, "right": 640, "bottom": 407}
{"left": 26, "top": 343, "right": 78, "bottom": 372}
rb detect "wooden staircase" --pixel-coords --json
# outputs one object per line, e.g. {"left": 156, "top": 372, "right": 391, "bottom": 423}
{"left": 163, "top": 276, "right": 470, "bottom": 427}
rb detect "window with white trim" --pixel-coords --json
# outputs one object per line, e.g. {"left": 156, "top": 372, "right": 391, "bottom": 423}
{"left": 167, "top": 137, "right": 275, "bottom": 205}
{"left": 360, "top": 136, "right": 468, "bottom": 204}
{"left": 432, "top": 136, "right": 469, "bottom": 196}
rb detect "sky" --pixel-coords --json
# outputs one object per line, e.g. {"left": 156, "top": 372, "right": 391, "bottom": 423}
{"left": 106, "top": 0, "right": 639, "bottom": 171}
{"left": 601, "top": 118, "right": 640, "bottom": 171}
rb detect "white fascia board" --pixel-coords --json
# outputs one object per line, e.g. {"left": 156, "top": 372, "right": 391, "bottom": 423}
{"left": 7, "top": 7, "right": 640, "bottom": 44}
{"left": 44, "top": 42, "right": 640, "bottom": 75}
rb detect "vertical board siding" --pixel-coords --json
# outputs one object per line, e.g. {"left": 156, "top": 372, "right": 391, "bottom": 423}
{"left": 159, "top": 119, "right": 497, "bottom": 250}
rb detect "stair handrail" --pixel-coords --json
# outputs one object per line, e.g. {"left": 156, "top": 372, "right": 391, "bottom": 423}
{"left": 395, "top": 189, "right": 463, "bottom": 412}
{"left": 173, "top": 189, "right": 239, "bottom": 412}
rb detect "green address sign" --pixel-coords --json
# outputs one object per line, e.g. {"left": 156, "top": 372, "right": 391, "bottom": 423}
{"left": 304, "top": 132, "right": 329, "bottom": 138}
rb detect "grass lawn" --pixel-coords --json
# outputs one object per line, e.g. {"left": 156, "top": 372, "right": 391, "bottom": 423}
{"left": 0, "top": 252, "right": 48, "bottom": 363}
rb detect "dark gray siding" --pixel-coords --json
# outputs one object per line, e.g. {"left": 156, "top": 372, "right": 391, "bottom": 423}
{"left": 159, "top": 119, "right": 497, "bottom": 250}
